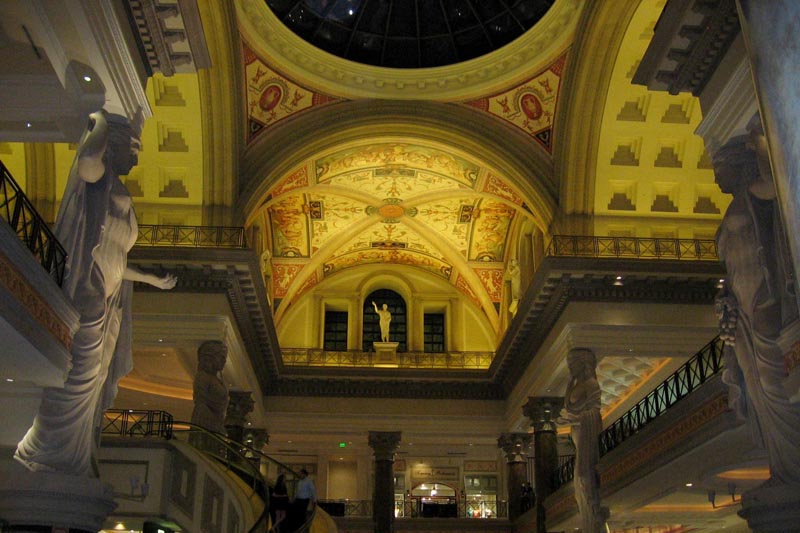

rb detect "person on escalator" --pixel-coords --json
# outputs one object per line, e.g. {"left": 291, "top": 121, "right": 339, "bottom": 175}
{"left": 289, "top": 468, "right": 317, "bottom": 530}
{"left": 270, "top": 474, "right": 289, "bottom": 532}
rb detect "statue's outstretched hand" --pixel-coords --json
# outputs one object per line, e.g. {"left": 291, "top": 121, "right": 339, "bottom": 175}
{"left": 152, "top": 273, "right": 178, "bottom": 290}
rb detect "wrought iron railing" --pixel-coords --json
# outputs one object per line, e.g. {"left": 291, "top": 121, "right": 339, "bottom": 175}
{"left": 552, "top": 454, "right": 576, "bottom": 490}
{"left": 282, "top": 348, "right": 494, "bottom": 369}
{"left": 102, "top": 409, "right": 174, "bottom": 439}
{"left": 136, "top": 224, "right": 247, "bottom": 248}
{"left": 0, "top": 160, "right": 67, "bottom": 285}
{"left": 598, "top": 336, "right": 724, "bottom": 457}
{"left": 547, "top": 235, "right": 718, "bottom": 261}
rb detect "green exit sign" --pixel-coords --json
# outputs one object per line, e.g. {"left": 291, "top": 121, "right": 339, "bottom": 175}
{"left": 339, "top": 442, "right": 347, "bottom": 448}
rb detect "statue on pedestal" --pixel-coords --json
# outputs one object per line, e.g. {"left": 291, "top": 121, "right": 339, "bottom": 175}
{"left": 15, "top": 110, "right": 176, "bottom": 476}
{"left": 560, "top": 348, "right": 606, "bottom": 533}
{"left": 714, "top": 133, "right": 800, "bottom": 486}
{"left": 372, "top": 301, "right": 392, "bottom": 342}
{"left": 505, "top": 259, "right": 522, "bottom": 316}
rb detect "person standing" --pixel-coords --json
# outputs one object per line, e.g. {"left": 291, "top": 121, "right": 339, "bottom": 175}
{"left": 289, "top": 468, "right": 317, "bottom": 531}
{"left": 270, "top": 473, "right": 289, "bottom": 532}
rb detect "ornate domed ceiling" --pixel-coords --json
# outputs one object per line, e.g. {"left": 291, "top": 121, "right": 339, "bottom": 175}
{"left": 264, "top": 0, "right": 556, "bottom": 68}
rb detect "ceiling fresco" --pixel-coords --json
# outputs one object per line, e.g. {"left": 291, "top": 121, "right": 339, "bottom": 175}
{"left": 258, "top": 140, "right": 535, "bottom": 322}
{"left": 243, "top": 41, "right": 340, "bottom": 143}
{"left": 465, "top": 53, "right": 566, "bottom": 153}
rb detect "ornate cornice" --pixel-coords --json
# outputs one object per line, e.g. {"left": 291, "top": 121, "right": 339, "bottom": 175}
{"left": 633, "top": 0, "right": 741, "bottom": 96}
{"left": 130, "top": 246, "right": 723, "bottom": 400}
{"left": 236, "top": 0, "right": 583, "bottom": 101}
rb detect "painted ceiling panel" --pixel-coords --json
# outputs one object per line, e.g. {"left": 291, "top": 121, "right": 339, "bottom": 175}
{"left": 315, "top": 143, "right": 478, "bottom": 188}
{"left": 413, "top": 197, "right": 475, "bottom": 257}
{"left": 269, "top": 195, "right": 311, "bottom": 258}
{"left": 309, "top": 193, "right": 369, "bottom": 253}
{"left": 323, "top": 248, "right": 453, "bottom": 279}
{"left": 467, "top": 200, "right": 516, "bottom": 262}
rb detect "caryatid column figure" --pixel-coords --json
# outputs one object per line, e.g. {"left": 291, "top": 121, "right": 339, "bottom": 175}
{"left": 368, "top": 431, "right": 401, "bottom": 533}
{"left": 523, "top": 396, "right": 563, "bottom": 533}
{"left": 497, "top": 432, "right": 533, "bottom": 520}
{"left": 559, "top": 348, "right": 607, "bottom": 533}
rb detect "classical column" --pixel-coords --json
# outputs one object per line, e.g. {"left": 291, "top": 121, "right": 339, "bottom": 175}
{"left": 498, "top": 432, "right": 532, "bottom": 520}
{"left": 523, "top": 396, "right": 563, "bottom": 533}
{"left": 562, "top": 348, "right": 607, "bottom": 533}
{"left": 368, "top": 431, "right": 401, "bottom": 533}
{"left": 737, "top": 1, "right": 800, "bottom": 294}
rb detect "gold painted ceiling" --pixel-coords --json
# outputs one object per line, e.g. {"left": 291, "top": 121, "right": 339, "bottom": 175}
{"left": 250, "top": 140, "right": 536, "bottom": 324}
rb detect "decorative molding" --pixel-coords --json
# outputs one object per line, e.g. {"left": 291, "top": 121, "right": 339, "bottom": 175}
{"left": 0, "top": 249, "right": 72, "bottom": 350}
{"left": 599, "top": 393, "right": 729, "bottom": 488}
{"left": 236, "top": 0, "right": 582, "bottom": 101}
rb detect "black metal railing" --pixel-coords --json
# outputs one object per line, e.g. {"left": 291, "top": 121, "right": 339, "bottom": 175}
{"left": 598, "top": 336, "right": 725, "bottom": 457}
{"left": 102, "top": 409, "right": 174, "bottom": 439}
{"left": 0, "top": 161, "right": 66, "bottom": 285}
{"left": 547, "top": 235, "right": 718, "bottom": 261}
{"left": 552, "top": 454, "right": 576, "bottom": 490}
{"left": 136, "top": 224, "right": 247, "bottom": 248}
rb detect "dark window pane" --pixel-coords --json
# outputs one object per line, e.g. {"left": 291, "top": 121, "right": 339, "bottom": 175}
{"left": 356, "top": 0, "right": 390, "bottom": 34}
{"left": 347, "top": 32, "right": 384, "bottom": 65}
{"left": 420, "top": 36, "right": 457, "bottom": 67}
{"left": 324, "top": 310, "right": 348, "bottom": 351}
{"left": 424, "top": 313, "right": 445, "bottom": 352}
{"left": 383, "top": 38, "right": 419, "bottom": 68}
{"left": 453, "top": 27, "right": 492, "bottom": 61}
{"left": 418, "top": 0, "right": 449, "bottom": 37}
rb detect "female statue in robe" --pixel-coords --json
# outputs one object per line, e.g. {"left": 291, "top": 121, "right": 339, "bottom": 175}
{"left": 15, "top": 110, "right": 176, "bottom": 476}
{"left": 714, "top": 133, "right": 800, "bottom": 486}
{"left": 560, "top": 348, "right": 605, "bottom": 533}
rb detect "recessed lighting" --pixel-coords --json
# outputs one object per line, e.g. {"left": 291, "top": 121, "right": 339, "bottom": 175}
{"left": 6, "top": 378, "right": 14, "bottom": 382}
{"left": 83, "top": 75, "right": 92, "bottom": 82}
{"left": 719, "top": 279, "right": 725, "bottom": 283}
{"left": 25, "top": 122, "right": 31, "bottom": 128}
{"left": 158, "top": 338, "right": 163, "bottom": 342}
{"left": 685, "top": 482, "right": 693, "bottom": 487}
{"left": 160, "top": 353, "right": 167, "bottom": 357}
{"left": 348, "top": 9, "right": 354, "bottom": 15}
{"left": 287, "top": 440, "right": 292, "bottom": 443}
{"left": 616, "top": 275, "right": 623, "bottom": 280}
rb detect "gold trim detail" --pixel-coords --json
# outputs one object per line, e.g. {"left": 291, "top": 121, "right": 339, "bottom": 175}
{"left": 0, "top": 250, "right": 71, "bottom": 349}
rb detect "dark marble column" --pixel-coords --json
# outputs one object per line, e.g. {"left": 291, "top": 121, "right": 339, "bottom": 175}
{"left": 523, "top": 396, "right": 563, "bottom": 533}
{"left": 368, "top": 431, "right": 401, "bottom": 533}
{"left": 498, "top": 432, "right": 532, "bottom": 521}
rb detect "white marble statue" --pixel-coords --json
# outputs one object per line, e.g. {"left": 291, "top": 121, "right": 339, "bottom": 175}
{"left": 714, "top": 133, "right": 800, "bottom": 486}
{"left": 560, "top": 348, "right": 606, "bottom": 533}
{"left": 505, "top": 258, "right": 522, "bottom": 316}
{"left": 372, "top": 301, "right": 391, "bottom": 342}
{"left": 15, "top": 110, "right": 177, "bottom": 476}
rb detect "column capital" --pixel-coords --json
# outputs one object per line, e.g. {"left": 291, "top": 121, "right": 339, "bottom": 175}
{"left": 225, "top": 390, "right": 255, "bottom": 428}
{"left": 244, "top": 428, "right": 269, "bottom": 450}
{"left": 497, "top": 432, "right": 532, "bottom": 463}
{"left": 522, "top": 396, "right": 564, "bottom": 432}
{"left": 368, "top": 431, "right": 401, "bottom": 461}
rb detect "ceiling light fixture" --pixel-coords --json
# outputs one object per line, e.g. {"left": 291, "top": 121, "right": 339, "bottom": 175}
{"left": 83, "top": 75, "right": 92, "bottom": 82}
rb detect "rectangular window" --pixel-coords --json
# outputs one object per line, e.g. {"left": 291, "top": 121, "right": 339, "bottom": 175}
{"left": 423, "top": 313, "right": 445, "bottom": 353}
{"left": 324, "top": 311, "right": 348, "bottom": 351}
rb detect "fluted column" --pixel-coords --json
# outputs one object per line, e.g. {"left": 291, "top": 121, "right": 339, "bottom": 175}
{"left": 523, "top": 396, "right": 563, "bottom": 533}
{"left": 498, "top": 432, "right": 532, "bottom": 520}
{"left": 368, "top": 431, "right": 401, "bottom": 533}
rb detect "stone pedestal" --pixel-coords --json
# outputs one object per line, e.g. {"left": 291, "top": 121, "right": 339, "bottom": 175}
{"left": 373, "top": 342, "right": 399, "bottom": 365}
{"left": 368, "top": 431, "right": 401, "bottom": 533}
{"left": 739, "top": 483, "right": 800, "bottom": 532}
{"left": 0, "top": 465, "right": 116, "bottom": 531}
